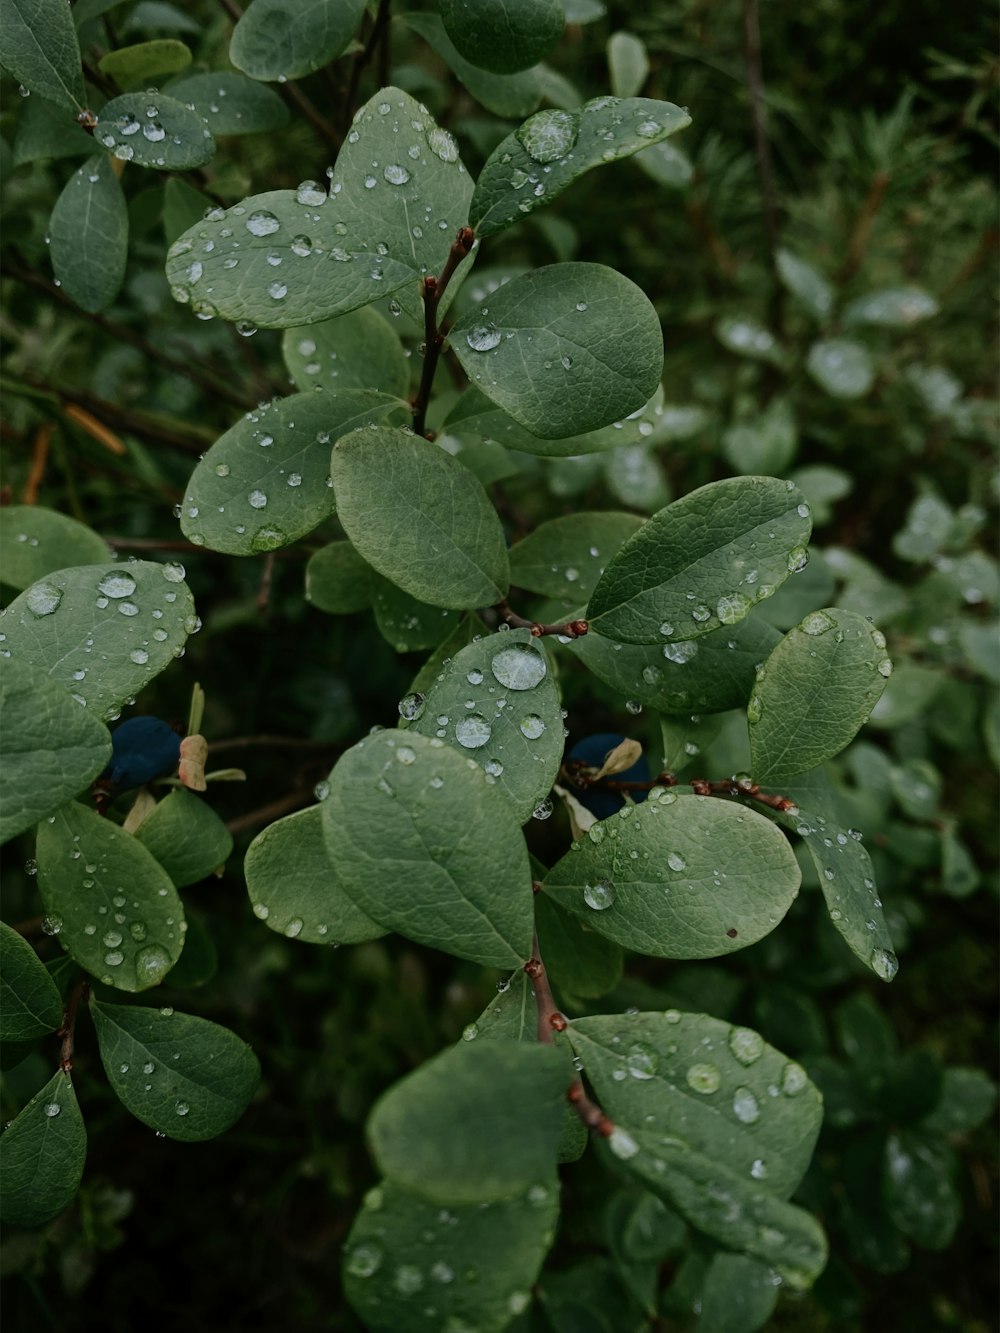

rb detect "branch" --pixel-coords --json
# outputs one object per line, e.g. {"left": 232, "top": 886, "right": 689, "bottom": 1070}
{"left": 58, "top": 976, "right": 90, "bottom": 1072}
{"left": 412, "top": 227, "right": 476, "bottom": 437}
{"left": 208, "top": 734, "right": 344, "bottom": 755}
{"left": 837, "top": 171, "right": 890, "bottom": 284}
{"left": 225, "top": 788, "right": 315, "bottom": 836}
{"left": 496, "top": 598, "right": 589, "bottom": 641}
{"left": 562, "top": 763, "right": 797, "bottom": 813}
{"left": 742, "top": 0, "right": 781, "bottom": 276}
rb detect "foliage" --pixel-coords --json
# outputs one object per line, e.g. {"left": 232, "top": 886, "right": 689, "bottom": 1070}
{"left": 0, "top": 1, "right": 996, "bottom": 1330}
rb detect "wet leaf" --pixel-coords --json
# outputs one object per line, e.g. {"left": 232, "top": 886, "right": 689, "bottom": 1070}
{"left": 0, "top": 1070, "right": 86, "bottom": 1227}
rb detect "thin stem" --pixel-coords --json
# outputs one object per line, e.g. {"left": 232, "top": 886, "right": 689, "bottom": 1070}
{"left": 58, "top": 976, "right": 90, "bottom": 1072}
{"left": 23, "top": 423, "right": 52, "bottom": 504}
{"left": 742, "top": 0, "right": 781, "bottom": 273}
{"left": 411, "top": 227, "right": 476, "bottom": 437}
{"left": 208, "top": 735, "right": 344, "bottom": 755}
{"left": 496, "top": 598, "right": 589, "bottom": 641}
{"left": 837, "top": 171, "right": 890, "bottom": 284}
{"left": 562, "top": 763, "right": 797, "bottom": 813}
{"left": 342, "top": 0, "right": 391, "bottom": 134}
{"left": 256, "top": 551, "right": 276, "bottom": 612}
{"left": 225, "top": 788, "right": 314, "bottom": 836}
{"left": 19, "top": 375, "right": 213, "bottom": 454}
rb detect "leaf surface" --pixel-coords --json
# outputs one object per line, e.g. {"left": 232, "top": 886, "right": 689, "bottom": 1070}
{"left": 95, "top": 92, "right": 215, "bottom": 170}
{"left": 49, "top": 155, "right": 128, "bottom": 313}
{"left": 0, "top": 0, "right": 85, "bottom": 110}
{"left": 0, "top": 921, "right": 63, "bottom": 1041}
{"left": 166, "top": 70, "right": 290, "bottom": 135}
{"left": 305, "top": 541, "right": 373, "bottom": 614}
{"left": 439, "top": 0, "right": 563, "bottom": 73}
{"left": 133, "top": 788, "right": 233, "bottom": 887}
{"left": 229, "top": 0, "right": 366, "bottom": 81}
{"left": 0, "top": 1070, "right": 86, "bottom": 1227}
{"left": 509, "top": 512, "right": 644, "bottom": 602}
{"left": 403, "top": 12, "right": 542, "bottom": 118}
{"left": 282, "top": 307, "right": 409, "bottom": 397}
{"left": 0, "top": 506, "right": 111, "bottom": 590}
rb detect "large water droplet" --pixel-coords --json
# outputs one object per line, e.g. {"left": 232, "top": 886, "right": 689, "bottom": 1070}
{"left": 870, "top": 947, "right": 898, "bottom": 981}
{"left": 583, "top": 878, "right": 615, "bottom": 910}
{"left": 780, "top": 1061, "right": 808, "bottom": 1096}
{"left": 491, "top": 645, "right": 546, "bottom": 690}
{"left": 732, "top": 1086, "right": 761, "bottom": 1123}
{"left": 383, "top": 163, "right": 409, "bottom": 185}
{"left": 135, "top": 944, "right": 171, "bottom": 987}
{"left": 24, "top": 582, "right": 62, "bottom": 617}
{"left": 398, "top": 691, "right": 425, "bottom": 721}
{"left": 455, "top": 715, "right": 491, "bottom": 749}
{"left": 246, "top": 210, "right": 280, "bottom": 237}
{"left": 801, "top": 610, "right": 836, "bottom": 636}
{"left": 728, "top": 1027, "right": 764, "bottom": 1065}
{"left": 466, "top": 323, "right": 501, "bottom": 352}
{"left": 608, "top": 1126, "right": 639, "bottom": 1159}
{"left": 516, "top": 109, "right": 579, "bottom": 163}
{"left": 98, "top": 572, "right": 137, "bottom": 599}
{"left": 518, "top": 714, "right": 545, "bottom": 740}
{"left": 686, "top": 1062, "right": 721, "bottom": 1094}
{"left": 626, "top": 1042, "right": 658, "bottom": 1080}
{"left": 425, "top": 126, "right": 458, "bottom": 162}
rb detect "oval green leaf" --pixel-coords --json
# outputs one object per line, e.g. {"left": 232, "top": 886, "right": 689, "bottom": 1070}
{"left": 509, "top": 512, "right": 644, "bottom": 602}
{"left": 806, "top": 338, "right": 875, "bottom": 399}
{"left": 165, "top": 70, "right": 290, "bottom": 136}
{"left": 98, "top": 38, "right": 191, "bottom": 89}
{"left": 371, "top": 575, "right": 463, "bottom": 652}
{"left": 452, "top": 263, "right": 663, "bottom": 438}
{"left": 0, "top": 921, "right": 63, "bottom": 1040}
{"left": 0, "top": 1070, "right": 86, "bottom": 1227}
{"left": 95, "top": 92, "right": 215, "bottom": 170}
{"left": 36, "top": 802, "right": 185, "bottom": 991}
{"left": 331, "top": 426, "right": 509, "bottom": 610}
{"left": 282, "top": 307, "right": 409, "bottom": 397}
{"left": 440, "top": 0, "right": 563, "bottom": 73}
{"left": 305, "top": 540, "right": 373, "bottom": 614}
{"left": 49, "top": 154, "right": 128, "bottom": 314}
{"left": 0, "top": 0, "right": 85, "bottom": 111}
{"left": 403, "top": 12, "right": 542, "bottom": 118}
{"left": 133, "top": 788, "right": 233, "bottom": 886}
{"left": 229, "top": 0, "right": 366, "bottom": 81}
{"left": 0, "top": 506, "right": 112, "bottom": 591}
{"left": 843, "top": 287, "right": 938, "bottom": 328}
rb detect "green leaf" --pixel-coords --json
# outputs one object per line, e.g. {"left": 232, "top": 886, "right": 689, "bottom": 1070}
{"left": 330, "top": 426, "right": 509, "bottom": 609}
{"left": 659, "top": 711, "right": 723, "bottom": 773}
{"left": 404, "top": 629, "right": 561, "bottom": 821}
{"left": 587, "top": 477, "right": 812, "bottom": 645}
{"left": 133, "top": 788, "right": 232, "bottom": 886}
{"left": 180, "top": 390, "right": 404, "bottom": 555}
{"left": 775, "top": 249, "right": 833, "bottom": 322}
{"left": 843, "top": 287, "right": 939, "bottom": 328}
{"left": 402, "top": 613, "right": 486, "bottom": 697}
{"left": 509, "top": 512, "right": 644, "bottom": 602}
{"left": 884, "top": 1132, "right": 959, "bottom": 1250}
{"left": 367, "top": 1038, "right": 568, "bottom": 1203}
{"left": 568, "top": 614, "right": 782, "bottom": 716}
{"left": 920, "top": 1068, "right": 997, "bottom": 1135}
{"left": 98, "top": 38, "right": 191, "bottom": 89}
{"left": 229, "top": 0, "right": 366, "bottom": 82}
{"left": 749, "top": 609, "right": 892, "bottom": 783}
{"left": 36, "top": 802, "right": 185, "bottom": 991}
{"left": 166, "top": 89, "right": 474, "bottom": 327}
{"left": 699, "top": 1253, "right": 779, "bottom": 1333}
{"left": 603, "top": 443, "right": 669, "bottom": 513}
{"left": 12, "top": 94, "right": 94, "bottom": 165}
{"left": 716, "top": 316, "right": 783, "bottom": 365}
{"left": 722, "top": 398, "right": 797, "bottom": 476}
{"left": 0, "top": 921, "right": 63, "bottom": 1040}
{"left": 869, "top": 661, "right": 944, "bottom": 729}
{"left": 534, "top": 894, "right": 623, "bottom": 999}
{"left": 754, "top": 549, "right": 835, "bottom": 630}
{"left": 305, "top": 541, "right": 372, "bottom": 614}
{"left": 0, "top": 0, "right": 85, "bottom": 111}
{"left": 95, "top": 92, "right": 215, "bottom": 171}
{"left": 321, "top": 729, "right": 534, "bottom": 967}
{"left": 49, "top": 155, "right": 128, "bottom": 314}
{"left": 90, "top": 998, "right": 259, "bottom": 1142}
{"left": 633, "top": 138, "right": 693, "bottom": 189}
{"left": 0, "top": 560, "right": 197, "bottom": 721}
{"left": 343, "top": 1176, "right": 560, "bottom": 1331}
{"left": 371, "top": 576, "right": 463, "bottom": 652}
{"left": 402, "top": 12, "right": 542, "bottom": 118}
{"left": 162, "top": 177, "right": 209, "bottom": 246}
{"left": 162, "top": 908, "right": 217, "bottom": 989}
{"left": 439, "top": 0, "right": 563, "bottom": 74}
{"left": 607, "top": 32, "right": 649, "bottom": 98}
{"left": 0, "top": 657, "right": 112, "bottom": 845}
{"left": 470, "top": 98, "right": 690, "bottom": 237}
{"left": 940, "top": 826, "right": 979, "bottom": 898}
{"left": 569, "top": 1012, "right": 826, "bottom": 1285}
{"left": 282, "top": 307, "right": 409, "bottom": 397}
{"left": 164, "top": 70, "right": 290, "bottom": 135}
{"left": 244, "top": 804, "right": 386, "bottom": 944}
{"left": 542, "top": 792, "right": 801, "bottom": 959}
{"left": 0, "top": 1070, "right": 86, "bottom": 1227}
{"left": 466, "top": 969, "right": 536, "bottom": 1043}
{"left": 452, "top": 263, "right": 663, "bottom": 438}
{"left": 807, "top": 339, "right": 875, "bottom": 399}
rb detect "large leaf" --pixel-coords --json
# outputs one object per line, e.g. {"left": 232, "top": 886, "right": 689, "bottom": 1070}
{"left": 749, "top": 609, "right": 892, "bottom": 783}
{"left": 0, "top": 921, "right": 63, "bottom": 1041}
{"left": 403, "top": 12, "right": 542, "bottom": 118}
{"left": 36, "top": 802, "right": 185, "bottom": 991}
{"left": 91, "top": 999, "right": 259, "bottom": 1141}
{"left": 165, "top": 70, "right": 290, "bottom": 136}
{"left": 568, "top": 1012, "right": 827, "bottom": 1286}
{"left": 470, "top": 97, "right": 691, "bottom": 237}
{"left": 451, "top": 263, "right": 663, "bottom": 438}
{"left": 0, "top": 560, "right": 196, "bottom": 721}
{"left": 0, "top": 1070, "right": 86, "bottom": 1227}
{"left": 0, "top": 0, "right": 85, "bottom": 110}
{"left": 439, "top": 0, "right": 563, "bottom": 74}
{"left": 371, "top": 576, "right": 463, "bottom": 651}
{"left": 321, "top": 729, "right": 534, "bottom": 968}
{"left": 281, "top": 307, "right": 409, "bottom": 397}
{"left": 0, "top": 506, "right": 111, "bottom": 591}
{"left": 244, "top": 804, "right": 386, "bottom": 944}
{"left": 586, "top": 477, "right": 812, "bottom": 645}
{"left": 404, "top": 628, "right": 563, "bottom": 822}
{"left": 542, "top": 792, "right": 800, "bottom": 959}
{"left": 180, "top": 390, "right": 405, "bottom": 555}
{"left": 884, "top": 1132, "right": 959, "bottom": 1251}
{"left": 367, "top": 1039, "right": 568, "bottom": 1202}
{"left": 133, "top": 788, "right": 233, "bottom": 887}
{"left": 509, "top": 512, "right": 644, "bottom": 602}
{"left": 95, "top": 92, "right": 216, "bottom": 170}
{"left": 343, "top": 1176, "right": 560, "bottom": 1332}
{"left": 330, "top": 426, "right": 509, "bottom": 609}
{"left": 229, "top": 0, "right": 366, "bottom": 81}
{"left": 165, "top": 88, "right": 474, "bottom": 327}
{"left": 49, "top": 155, "right": 128, "bottom": 314}
{"left": 99, "top": 38, "right": 192, "bottom": 89}
{"left": 0, "top": 657, "right": 112, "bottom": 845}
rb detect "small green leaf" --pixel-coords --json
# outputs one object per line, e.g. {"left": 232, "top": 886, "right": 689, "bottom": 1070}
{"left": 722, "top": 398, "right": 797, "bottom": 476}
{"left": 716, "top": 316, "right": 783, "bottom": 364}
{"left": 321, "top": 729, "right": 534, "bottom": 968}
{"left": 91, "top": 998, "right": 259, "bottom": 1141}
{"left": 372, "top": 576, "right": 463, "bottom": 652}
{"left": 920, "top": 1068, "right": 997, "bottom": 1135}
{"left": 331, "top": 426, "right": 509, "bottom": 610}
{"left": 452, "top": 263, "right": 663, "bottom": 438}
{"left": 162, "top": 177, "right": 210, "bottom": 246}
{"left": 403, "top": 12, "right": 542, "bottom": 118}
{"left": 807, "top": 339, "right": 875, "bottom": 399}
{"left": 510, "top": 512, "right": 644, "bottom": 602}
{"left": 439, "top": 0, "right": 563, "bottom": 74}
{"left": 368, "top": 1039, "right": 568, "bottom": 1203}
{"left": 0, "top": 0, "right": 85, "bottom": 111}
{"left": 166, "top": 89, "right": 473, "bottom": 327}
{"left": 36, "top": 802, "right": 185, "bottom": 991}
{"left": 754, "top": 549, "right": 835, "bottom": 630}
{"left": 405, "top": 629, "right": 562, "bottom": 822}
{"left": 587, "top": 477, "right": 812, "bottom": 645}
{"left": 699, "top": 1253, "right": 780, "bottom": 1333}
{"left": 305, "top": 541, "right": 372, "bottom": 614}
{"left": 776, "top": 249, "right": 833, "bottom": 322}
{"left": 535, "top": 894, "right": 623, "bottom": 999}
{"left": 12, "top": 94, "right": 93, "bottom": 165}
{"left": 133, "top": 788, "right": 232, "bottom": 886}
{"left": 95, "top": 92, "right": 215, "bottom": 171}
{"left": 884, "top": 1132, "right": 960, "bottom": 1250}
{"left": 49, "top": 155, "right": 128, "bottom": 314}
{"left": 165, "top": 70, "right": 290, "bottom": 135}
{"left": 244, "top": 804, "right": 386, "bottom": 944}
{"left": 98, "top": 38, "right": 191, "bottom": 89}
{"left": 180, "top": 390, "right": 404, "bottom": 555}
{"left": 749, "top": 609, "right": 891, "bottom": 783}
{"left": 282, "top": 307, "right": 409, "bottom": 397}
{"left": 0, "top": 559, "right": 197, "bottom": 721}
{"left": 0, "top": 657, "right": 112, "bottom": 845}
{"left": 0, "top": 922, "right": 63, "bottom": 1041}
{"left": 633, "top": 138, "right": 693, "bottom": 189}
{"left": 344, "top": 1176, "right": 559, "bottom": 1330}
{"left": 0, "top": 1070, "right": 86, "bottom": 1227}
{"left": 843, "top": 287, "right": 938, "bottom": 328}
{"left": 543, "top": 793, "right": 801, "bottom": 959}
{"left": 470, "top": 98, "right": 690, "bottom": 237}
{"left": 607, "top": 32, "right": 649, "bottom": 98}
{"left": 229, "top": 0, "right": 366, "bottom": 82}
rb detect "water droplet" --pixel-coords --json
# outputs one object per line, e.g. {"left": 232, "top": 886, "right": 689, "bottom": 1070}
{"left": 625, "top": 699, "right": 643, "bottom": 715}
{"left": 395, "top": 745, "right": 417, "bottom": 766}
{"left": 733, "top": 1086, "right": 761, "bottom": 1123}
{"left": 484, "top": 758, "right": 504, "bottom": 777}
{"left": 461, "top": 1023, "right": 479, "bottom": 1042}
{"left": 398, "top": 691, "right": 425, "bottom": 721}
{"left": 518, "top": 714, "right": 545, "bottom": 739}
{"left": 425, "top": 126, "right": 458, "bottom": 162}
{"left": 175, "top": 1100, "right": 190, "bottom": 1116}
{"left": 666, "top": 852, "right": 687, "bottom": 872}
{"left": 491, "top": 645, "right": 546, "bottom": 690}
{"left": 584, "top": 878, "right": 615, "bottom": 910}
{"left": 466, "top": 668, "right": 484, "bottom": 685}
{"left": 780, "top": 1061, "right": 808, "bottom": 1096}
{"left": 129, "top": 648, "right": 150, "bottom": 665}
{"left": 268, "top": 280, "right": 288, "bottom": 300}
{"left": 801, "top": 610, "right": 835, "bottom": 636}
{"left": 104, "top": 950, "right": 124, "bottom": 966}
{"left": 41, "top": 914, "right": 62, "bottom": 935}
{"left": 248, "top": 490, "right": 268, "bottom": 509}
{"left": 98, "top": 572, "right": 137, "bottom": 599}
{"left": 608, "top": 1126, "right": 639, "bottom": 1159}
{"left": 870, "top": 947, "right": 898, "bottom": 981}
{"left": 877, "top": 657, "right": 893, "bottom": 677}
{"left": 532, "top": 797, "right": 554, "bottom": 820}
{"left": 751, "top": 1158, "right": 768, "bottom": 1179}
{"left": 290, "top": 235, "right": 312, "bottom": 257}
{"left": 24, "top": 582, "right": 62, "bottom": 617}
{"left": 347, "top": 1245, "right": 383, "bottom": 1278}
{"left": 636, "top": 119, "right": 661, "bottom": 138}
{"left": 253, "top": 903, "right": 270, "bottom": 920}
{"left": 717, "top": 591, "right": 751, "bottom": 625}
{"left": 246, "top": 210, "right": 280, "bottom": 237}
{"left": 284, "top": 917, "right": 303, "bottom": 938}
{"left": 516, "top": 109, "right": 579, "bottom": 163}
{"left": 626, "top": 1042, "right": 657, "bottom": 1080}
{"left": 787, "top": 546, "right": 809, "bottom": 573}
{"left": 686, "top": 1062, "right": 721, "bottom": 1094}
{"left": 135, "top": 945, "right": 171, "bottom": 986}
{"left": 728, "top": 1027, "right": 765, "bottom": 1065}
{"left": 466, "top": 323, "right": 501, "bottom": 352}
{"left": 43, "top": 1102, "right": 61, "bottom": 1118}
{"left": 455, "top": 715, "right": 491, "bottom": 749}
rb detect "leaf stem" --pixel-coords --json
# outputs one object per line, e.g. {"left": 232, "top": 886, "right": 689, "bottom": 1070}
{"left": 562, "top": 762, "right": 797, "bottom": 812}
{"left": 496, "top": 598, "right": 589, "bottom": 640}
{"left": 741, "top": 0, "right": 781, "bottom": 277}
{"left": 412, "top": 227, "right": 476, "bottom": 437}
{"left": 58, "top": 976, "right": 90, "bottom": 1073}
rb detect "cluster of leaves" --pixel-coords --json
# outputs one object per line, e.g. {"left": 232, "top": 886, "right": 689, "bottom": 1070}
{"left": 1, "top": 1, "right": 996, "bottom": 1330}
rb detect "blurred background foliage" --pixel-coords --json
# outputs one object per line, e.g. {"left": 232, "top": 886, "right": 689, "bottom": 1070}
{"left": 0, "top": 0, "right": 996, "bottom": 1329}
